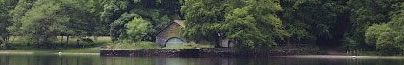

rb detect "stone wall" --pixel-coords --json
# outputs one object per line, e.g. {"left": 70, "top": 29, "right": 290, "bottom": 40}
{"left": 100, "top": 46, "right": 321, "bottom": 57}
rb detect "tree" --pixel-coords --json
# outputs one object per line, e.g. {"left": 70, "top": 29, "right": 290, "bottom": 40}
{"left": 8, "top": 0, "right": 36, "bottom": 37}
{"left": 6, "top": 0, "right": 109, "bottom": 48}
{"left": 182, "top": 0, "right": 286, "bottom": 49}
{"left": 105, "top": 0, "right": 181, "bottom": 42}
{"left": 344, "top": 0, "right": 396, "bottom": 50}
{"left": 18, "top": 0, "right": 65, "bottom": 48}
{"left": 126, "top": 16, "right": 153, "bottom": 41}
{"left": 279, "top": 0, "right": 351, "bottom": 47}
{"left": 89, "top": 0, "right": 108, "bottom": 36}
{"left": 365, "top": 2, "right": 404, "bottom": 55}
{"left": 0, "top": 0, "right": 18, "bottom": 48}
{"left": 58, "top": 0, "right": 99, "bottom": 38}
{"left": 110, "top": 13, "right": 139, "bottom": 41}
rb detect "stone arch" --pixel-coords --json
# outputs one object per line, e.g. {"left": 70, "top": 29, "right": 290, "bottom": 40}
{"left": 165, "top": 37, "right": 185, "bottom": 46}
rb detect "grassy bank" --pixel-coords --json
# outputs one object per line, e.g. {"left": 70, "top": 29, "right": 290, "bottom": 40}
{"left": 0, "top": 48, "right": 101, "bottom": 54}
{"left": 4, "top": 36, "right": 216, "bottom": 53}
{"left": 6, "top": 36, "right": 112, "bottom": 50}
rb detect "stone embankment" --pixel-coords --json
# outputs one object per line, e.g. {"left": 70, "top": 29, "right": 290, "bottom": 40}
{"left": 101, "top": 45, "right": 321, "bottom": 57}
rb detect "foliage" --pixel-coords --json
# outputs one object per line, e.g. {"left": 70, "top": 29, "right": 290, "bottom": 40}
{"left": 0, "top": 0, "right": 18, "bottom": 48}
{"left": 365, "top": 24, "right": 391, "bottom": 47}
{"left": 8, "top": 0, "right": 36, "bottom": 36}
{"left": 226, "top": 0, "right": 287, "bottom": 49}
{"left": 110, "top": 13, "right": 139, "bottom": 41}
{"left": 19, "top": 0, "right": 63, "bottom": 46}
{"left": 2, "top": 0, "right": 404, "bottom": 54}
{"left": 103, "top": 0, "right": 181, "bottom": 41}
{"left": 6, "top": 0, "right": 103, "bottom": 48}
{"left": 365, "top": 2, "right": 404, "bottom": 55}
{"left": 344, "top": 0, "right": 397, "bottom": 50}
{"left": 280, "top": 0, "right": 350, "bottom": 46}
{"left": 126, "top": 16, "right": 153, "bottom": 41}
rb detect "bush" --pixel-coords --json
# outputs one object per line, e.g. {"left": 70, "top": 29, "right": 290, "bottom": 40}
{"left": 365, "top": 24, "right": 392, "bottom": 47}
{"left": 125, "top": 16, "right": 153, "bottom": 41}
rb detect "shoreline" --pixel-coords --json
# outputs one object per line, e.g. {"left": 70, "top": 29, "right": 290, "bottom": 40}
{"left": 100, "top": 48, "right": 321, "bottom": 57}
{"left": 3, "top": 50, "right": 404, "bottom": 59}
{"left": 0, "top": 50, "right": 99, "bottom": 55}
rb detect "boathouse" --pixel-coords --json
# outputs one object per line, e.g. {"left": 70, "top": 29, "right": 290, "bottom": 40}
{"left": 156, "top": 20, "right": 187, "bottom": 47}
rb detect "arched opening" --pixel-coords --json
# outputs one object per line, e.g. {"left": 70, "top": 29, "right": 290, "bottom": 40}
{"left": 165, "top": 37, "right": 184, "bottom": 46}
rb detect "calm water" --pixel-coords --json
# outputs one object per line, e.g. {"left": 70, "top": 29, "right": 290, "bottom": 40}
{"left": 1, "top": 54, "right": 404, "bottom": 65}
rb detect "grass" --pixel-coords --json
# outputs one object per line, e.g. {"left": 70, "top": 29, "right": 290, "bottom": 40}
{"left": 60, "top": 47, "right": 102, "bottom": 53}
{"left": 6, "top": 36, "right": 112, "bottom": 50}
{"left": 0, "top": 48, "right": 101, "bottom": 55}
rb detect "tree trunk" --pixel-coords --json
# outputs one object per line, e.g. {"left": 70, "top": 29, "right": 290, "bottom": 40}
{"left": 5, "top": 36, "right": 9, "bottom": 49}
{"left": 12, "top": 36, "right": 16, "bottom": 42}
{"left": 60, "top": 36, "right": 64, "bottom": 44}
{"left": 67, "top": 36, "right": 69, "bottom": 44}
{"left": 0, "top": 34, "right": 10, "bottom": 49}
{"left": 37, "top": 37, "right": 40, "bottom": 48}
{"left": 76, "top": 36, "right": 80, "bottom": 48}
{"left": 0, "top": 36, "right": 4, "bottom": 48}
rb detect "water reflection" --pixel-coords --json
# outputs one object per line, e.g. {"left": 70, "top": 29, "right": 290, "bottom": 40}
{"left": 1, "top": 54, "right": 404, "bottom": 65}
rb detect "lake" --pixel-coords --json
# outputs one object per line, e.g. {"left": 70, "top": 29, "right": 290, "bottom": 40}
{"left": 1, "top": 53, "right": 404, "bottom": 65}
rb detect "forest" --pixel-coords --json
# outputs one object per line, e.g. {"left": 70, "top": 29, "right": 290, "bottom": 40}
{"left": 1, "top": 0, "right": 404, "bottom": 54}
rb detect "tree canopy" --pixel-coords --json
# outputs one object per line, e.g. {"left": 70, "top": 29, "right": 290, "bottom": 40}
{"left": 1, "top": 0, "right": 404, "bottom": 54}
{"left": 181, "top": 0, "right": 288, "bottom": 49}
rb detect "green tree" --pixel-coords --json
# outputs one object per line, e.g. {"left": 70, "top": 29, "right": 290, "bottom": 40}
{"left": 182, "top": 0, "right": 286, "bottom": 49}
{"left": 280, "top": 0, "right": 350, "bottom": 46}
{"left": 365, "top": 2, "right": 404, "bottom": 55}
{"left": 126, "top": 16, "right": 153, "bottom": 41}
{"left": 110, "top": 13, "right": 139, "bottom": 41}
{"left": 344, "top": 0, "right": 397, "bottom": 50}
{"left": 0, "top": 0, "right": 18, "bottom": 48}
{"left": 8, "top": 0, "right": 36, "bottom": 37}
{"left": 18, "top": 0, "right": 65, "bottom": 48}
{"left": 105, "top": 0, "right": 181, "bottom": 41}
{"left": 58, "top": 0, "right": 99, "bottom": 38}
{"left": 7, "top": 0, "right": 104, "bottom": 48}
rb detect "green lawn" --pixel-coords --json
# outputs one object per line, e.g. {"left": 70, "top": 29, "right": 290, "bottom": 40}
{"left": 6, "top": 36, "right": 112, "bottom": 50}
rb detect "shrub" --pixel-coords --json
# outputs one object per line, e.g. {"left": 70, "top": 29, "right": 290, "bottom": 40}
{"left": 125, "top": 16, "right": 153, "bottom": 42}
